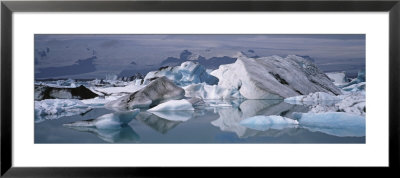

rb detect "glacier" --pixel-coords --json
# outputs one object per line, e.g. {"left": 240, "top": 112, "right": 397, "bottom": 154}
{"left": 211, "top": 53, "right": 341, "bottom": 99}
{"left": 284, "top": 92, "right": 341, "bottom": 106}
{"left": 143, "top": 61, "right": 219, "bottom": 86}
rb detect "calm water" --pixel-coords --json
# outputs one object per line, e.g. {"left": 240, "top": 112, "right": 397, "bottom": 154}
{"left": 35, "top": 99, "right": 365, "bottom": 143}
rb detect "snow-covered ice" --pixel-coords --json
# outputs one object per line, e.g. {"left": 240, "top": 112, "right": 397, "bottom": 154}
{"left": 148, "top": 99, "right": 194, "bottom": 111}
{"left": 211, "top": 53, "right": 341, "bottom": 99}
{"left": 240, "top": 115, "right": 299, "bottom": 131}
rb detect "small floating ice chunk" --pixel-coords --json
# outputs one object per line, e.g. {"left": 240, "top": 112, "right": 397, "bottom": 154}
{"left": 239, "top": 115, "right": 299, "bottom": 131}
{"left": 150, "top": 111, "right": 194, "bottom": 122}
{"left": 293, "top": 112, "right": 365, "bottom": 129}
{"left": 148, "top": 99, "right": 194, "bottom": 111}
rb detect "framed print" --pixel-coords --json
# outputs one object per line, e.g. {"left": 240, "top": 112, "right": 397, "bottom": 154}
{"left": 1, "top": 0, "right": 399, "bottom": 177}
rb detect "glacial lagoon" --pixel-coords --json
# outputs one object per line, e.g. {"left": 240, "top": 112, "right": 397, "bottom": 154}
{"left": 35, "top": 99, "right": 365, "bottom": 143}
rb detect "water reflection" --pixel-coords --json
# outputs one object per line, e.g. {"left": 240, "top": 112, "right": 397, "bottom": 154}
{"left": 211, "top": 99, "right": 308, "bottom": 138}
{"left": 63, "top": 110, "right": 141, "bottom": 143}
{"left": 135, "top": 112, "right": 182, "bottom": 134}
{"left": 65, "top": 125, "right": 140, "bottom": 143}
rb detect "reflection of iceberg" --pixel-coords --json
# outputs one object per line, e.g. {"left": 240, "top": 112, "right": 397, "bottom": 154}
{"left": 240, "top": 115, "right": 299, "bottom": 131}
{"left": 135, "top": 112, "right": 182, "bottom": 134}
{"left": 149, "top": 111, "right": 194, "bottom": 122}
{"left": 65, "top": 126, "right": 140, "bottom": 143}
{"left": 211, "top": 99, "right": 308, "bottom": 138}
{"left": 63, "top": 109, "right": 140, "bottom": 129}
{"left": 293, "top": 112, "right": 365, "bottom": 137}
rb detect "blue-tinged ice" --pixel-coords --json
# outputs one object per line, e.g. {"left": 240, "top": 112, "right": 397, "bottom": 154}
{"left": 239, "top": 115, "right": 299, "bottom": 131}
{"left": 293, "top": 112, "right": 365, "bottom": 137}
{"left": 143, "top": 61, "right": 219, "bottom": 86}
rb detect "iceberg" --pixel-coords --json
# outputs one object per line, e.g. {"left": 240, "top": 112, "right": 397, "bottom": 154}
{"left": 34, "top": 99, "right": 91, "bottom": 121}
{"left": 342, "top": 82, "right": 366, "bottom": 92}
{"left": 284, "top": 92, "right": 341, "bottom": 106}
{"left": 211, "top": 54, "right": 341, "bottom": 99}
{"left": 148, "top": 99, "right": 194, "bottom": 111}
{"left": 183, "top": 83, "right": 242, "bottom": 99}
{"left": 240, "top": 115, "right": 299, "bottom": 131}
{"left": 143, "top": 61, "right": 219, "bottom": 86}
{"left": 340, "top": 70, "right": 365, "bottom": 88}
{"left": 105, "top": 77, "right": 185, "bottom": 110}
{"left": 326, "top": 72, "right": 348, "bottom": 86}
{"left": 292, "top": 112, "right": 365, "bottom": 137}
{"left": 150, "top": 111, "right": 194, "bottom": 122}
{"left": 91, "top": 82, "right": 145, "bottom": 96}
{"left": 308, "top": 92, "right": 366, "bottom": 116}
{"left": 63, "top": 109, "right": 140, "bottom": 129}
{"left": 35, "top": 85, "right": 99, "bottom": 101}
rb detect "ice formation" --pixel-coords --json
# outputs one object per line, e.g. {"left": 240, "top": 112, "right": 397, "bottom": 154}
{"left": 326, "top": 72, "right": 348, "bottom": 86}
{"left": 211, "top": 53, "right": 341, "bottom": 99}
{"left": 148, "top": 99, "right": 194, "bottom": 111}
{"left": 105, "top": 77, "right": 185, "bottom": 110}
{"left": 284, "top": 92, "right": 341, "bottom": 106}
{"left": 293, "top": 112, "right": 365, "bottom": 137}
{"left": 183, "top": 83, "right": 241, "bottom": 99}
{"left": 240, "top": 115, "right": 299, "bottom": 131}
{"left": 35, "top": 85, "right": 99, "bottom": 100}
{"left": 34, "top": 99, "right": 91, "bottom": 121}
{"left": 149, "top": 111, "right": 194, "bottom": 122}
{"left": 143, "top": 61, "right": 219, "bottom": 86}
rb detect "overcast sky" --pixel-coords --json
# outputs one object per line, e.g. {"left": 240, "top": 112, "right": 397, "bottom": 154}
{"left": 34, "top": 34, "right": 365, "bottom": 79}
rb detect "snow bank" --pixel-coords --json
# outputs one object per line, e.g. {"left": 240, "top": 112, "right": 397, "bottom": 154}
{"left": 143, "top": 61, "right": 219, "bottom": 86}
{"left": 211, "top": 53, "right": 341, "bottom": 99}
{"left": 63, "top": 109, "right": 140, "bottom": 129}
{"left": 34, "top": 99, "right": 91, "bottom": 121}
{"left": 240, "top": 115, "right": 299, "bottom": 131}
{"left": 148, "top": 99, "right": 194, "bottom": 111}
{"left": 183, "top": 83, "right": 241, "bottom": 99}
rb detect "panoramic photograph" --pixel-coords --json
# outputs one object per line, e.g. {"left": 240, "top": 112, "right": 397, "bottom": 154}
{"left": 34, "top": 34, "right": 366, "bottom": 143}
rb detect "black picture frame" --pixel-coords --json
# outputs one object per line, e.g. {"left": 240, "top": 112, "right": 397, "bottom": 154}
{"left": 1, "top": 0, "right": 399, "bottom": 177}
